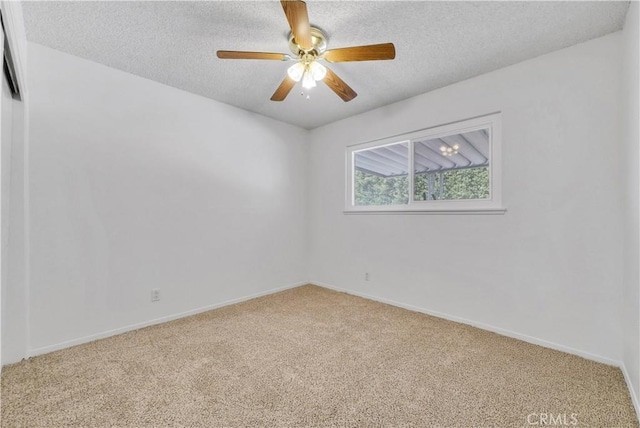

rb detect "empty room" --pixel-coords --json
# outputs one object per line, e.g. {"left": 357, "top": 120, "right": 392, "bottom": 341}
{"left": 0, "top": 0, "right": 639, "bottom": 426}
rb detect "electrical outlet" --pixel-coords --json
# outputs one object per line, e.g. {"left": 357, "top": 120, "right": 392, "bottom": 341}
{"left": 365, "top": 272, "right": 370, "bottom": 281}
{"left": 151, "top": 289, "right": 160, "bottom": 302}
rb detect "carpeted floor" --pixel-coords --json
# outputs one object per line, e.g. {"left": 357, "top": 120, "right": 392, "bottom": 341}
{"left": 1, "top": 285, "right": 638, "bottom": 427}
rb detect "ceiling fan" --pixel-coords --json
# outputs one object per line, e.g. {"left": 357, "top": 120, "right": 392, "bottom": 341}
{"left": 216, "top": 0, "right": 396, "bottom": 102}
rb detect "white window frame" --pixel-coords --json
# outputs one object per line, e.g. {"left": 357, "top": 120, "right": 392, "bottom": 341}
{"left": 345, "top": 113, "right": 505, "bottom": 214}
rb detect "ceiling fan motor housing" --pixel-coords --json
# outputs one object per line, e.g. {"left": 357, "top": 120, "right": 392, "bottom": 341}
{"left": 289, "top": 26, "right": 327, "bottom": 56}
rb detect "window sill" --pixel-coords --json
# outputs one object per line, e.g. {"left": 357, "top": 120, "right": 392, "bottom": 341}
{"left": 343, "top": 207, "right": 507, "bottom": 215}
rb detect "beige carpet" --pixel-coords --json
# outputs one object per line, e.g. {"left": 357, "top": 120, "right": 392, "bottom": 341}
{"left": 1, "top": 285, "right": 638, "bottom": 427}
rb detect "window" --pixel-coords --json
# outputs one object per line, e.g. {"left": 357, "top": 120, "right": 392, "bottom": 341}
{"left": 346, "top": 113, "right": 503, "bottom": 213}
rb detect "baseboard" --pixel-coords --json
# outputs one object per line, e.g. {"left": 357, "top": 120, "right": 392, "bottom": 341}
{"left": 27, "top": 281, "right": 307, "bottom": 358}
{"left": 312, "top": 281, "right": 620, "bottom": 367}
{"left": 621, "top": 362, "right": 640, "bottom": 420}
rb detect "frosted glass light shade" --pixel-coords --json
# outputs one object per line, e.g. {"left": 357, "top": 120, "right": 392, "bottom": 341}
{"left": 302, "top": 70, "right": 317, "bottom": 89}
{"left": 287, "top": 62, "right": 305, "bottom": 82}
{"left": 309, "top": 61, "right": 326, "bottom": 81}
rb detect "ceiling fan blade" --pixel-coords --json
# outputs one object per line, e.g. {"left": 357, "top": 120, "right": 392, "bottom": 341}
{"left": 324, "top": 43, "right": 396, "bottom": 62}
{"left": 271, "top": 76, "right": 297, "bottom": 101}
{"left": 217, "top": 51, "right": 288, "bottom": 61}
{"left": 323, "top": 67, "right": 357, "bottom": 102}
{"left": 280, "top": 0, "right": 312, "bottom": 51}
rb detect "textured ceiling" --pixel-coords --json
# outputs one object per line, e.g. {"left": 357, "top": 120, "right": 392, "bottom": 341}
{"left": 23, "top": 1, "right": 629, "bottom": 129}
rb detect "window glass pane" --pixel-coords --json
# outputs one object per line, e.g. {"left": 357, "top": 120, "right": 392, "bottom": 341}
{"left": 413, "top": 128, "right": 490, "bottom": 201}
{"left": 354, "top": 142, "right": 409, "bottom": 206}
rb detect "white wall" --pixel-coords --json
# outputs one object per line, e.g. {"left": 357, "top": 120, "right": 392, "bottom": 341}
{"left": 24, "top": 43, "right": 308, "bottom": 357}
{"left": 622, "top": 0, "right": 640, "bottom": 414}
{"left": 308, "top": 33, "right": 624, "bottom": 363}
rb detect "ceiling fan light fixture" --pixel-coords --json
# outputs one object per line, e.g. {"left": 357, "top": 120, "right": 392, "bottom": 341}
{"left": 439, "top": 144, "right": 460, "bottom": 156}
{"left": 302, "top": 68, "right": 317, "bottom": 89}
{"left": 287, "top": 62, "right": 305, "bottom": 82}
{"left": 309, "top": 61, "right": 326, "bottom": 81}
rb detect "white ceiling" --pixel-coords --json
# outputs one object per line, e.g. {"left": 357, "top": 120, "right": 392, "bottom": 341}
{"left": 23, "top": 1, "right": 629, "bottom": 129}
